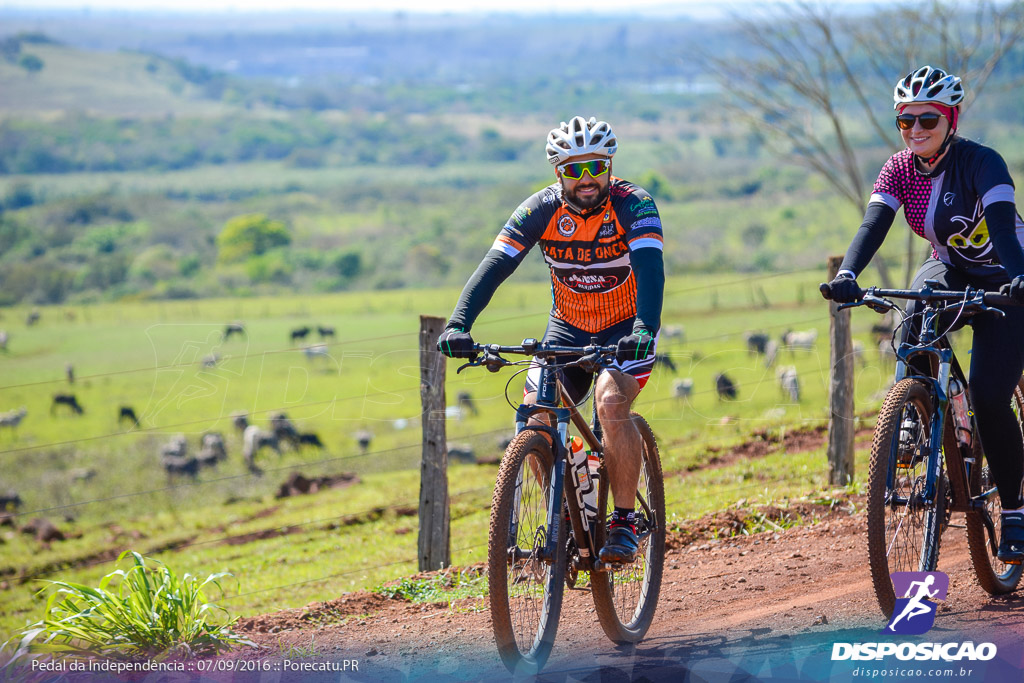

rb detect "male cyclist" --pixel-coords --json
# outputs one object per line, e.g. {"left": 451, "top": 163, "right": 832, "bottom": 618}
{"left": 823, "top": 66, "right": 1024, "bottom": 561}
{"left": 438, "top": 116, "right": 665, "bottom": 563}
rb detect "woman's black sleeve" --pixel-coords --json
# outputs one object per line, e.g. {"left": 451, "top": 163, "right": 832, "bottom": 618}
{"left": 985, "top": 201, "right": 1024, "bottom": 279}
{"left": 838, "top": 202, "right": 898, "bottom": 276}
{"left": 446, "top": 251, "right": 520, "bottom": 331}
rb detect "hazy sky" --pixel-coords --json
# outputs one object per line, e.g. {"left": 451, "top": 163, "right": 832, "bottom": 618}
{"left": 1, "top": 0, "right": 879, "bottom": 16}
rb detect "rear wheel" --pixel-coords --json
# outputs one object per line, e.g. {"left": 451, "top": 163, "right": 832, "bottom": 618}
{"left": 488, "top": 430, "right": 566, "bottom": 675}
{"left": 866, "top": 378, "right": 944, "bottom": 617}
{"left": 590, "top": 413, "right": 665, "bottom": 643}
{"left": 966, "top": 376, "right": 1024, "bottom": 594}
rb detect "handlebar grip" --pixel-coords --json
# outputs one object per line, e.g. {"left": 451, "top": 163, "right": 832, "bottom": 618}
{"left": 819, "top": 282, "right": 833, "bottom": 301}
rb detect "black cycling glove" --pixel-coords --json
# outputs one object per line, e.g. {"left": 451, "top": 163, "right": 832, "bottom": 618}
{"left": 1000, "top": 275, "right": 1024, "bottom": 304}
{"left": 616, "top": 327, "right": 656, "bottom": 363}
{"left": 436, "top": 326, "right": 476, "bottom": 359}
{"left": 826, "top": 274, "right": 863, "bottom": 304}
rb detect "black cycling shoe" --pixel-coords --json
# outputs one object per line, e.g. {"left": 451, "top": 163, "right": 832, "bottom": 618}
{"left": 599, "top": 522, "right": 639, "bottom": 564}
{"left": 997, "top": 512, "right": 1024, "bottom": 563}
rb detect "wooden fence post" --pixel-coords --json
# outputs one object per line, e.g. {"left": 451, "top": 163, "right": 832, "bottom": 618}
{"left": 418, "top": 316, "right": 450, "bottom": 571}
{"left": 826, "top": 256, "right": 855, "bottom": 485}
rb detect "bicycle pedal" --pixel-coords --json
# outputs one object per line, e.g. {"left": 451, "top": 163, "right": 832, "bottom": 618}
{"left": 1003, "top": 558, "right": 1023, "bottom": 565}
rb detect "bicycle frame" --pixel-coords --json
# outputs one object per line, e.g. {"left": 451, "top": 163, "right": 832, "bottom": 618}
{"left": 869, "top": 290, "right": 999, "bottom": 548}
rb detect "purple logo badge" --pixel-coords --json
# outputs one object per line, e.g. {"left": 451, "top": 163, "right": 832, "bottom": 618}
{"left": 883, "top": 571, "right": 948, "bottom": 635}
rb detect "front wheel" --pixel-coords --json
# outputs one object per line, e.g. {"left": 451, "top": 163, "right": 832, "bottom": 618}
{"left": 488, "top": 430, "right": 566, "bottom": 675}
{"left": 866, "top": 378, "right": 944, "bottom": 617}
{"left": 590, "top": 413, "right": 666, "bottom": 643}
{"left": 965, "top": 376, "right": 1024, "bottom": 594}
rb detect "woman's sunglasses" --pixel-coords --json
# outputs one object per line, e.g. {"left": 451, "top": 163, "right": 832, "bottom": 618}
{"left": 558, "top": 159, "right": 611, "bottom": 180}
{"left": 895, "top": 112, "right": 945, "bottom": 131}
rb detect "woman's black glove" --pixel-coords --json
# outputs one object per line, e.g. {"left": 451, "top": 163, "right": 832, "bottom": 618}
{"left": 1000, "top": 275, "right": 1024, "bottom": 304}
{"left": 437, "top": 327, "right": 476, "bottom": 359}
{"left": 825, "top": 274, "right": 863, "bottom": 304}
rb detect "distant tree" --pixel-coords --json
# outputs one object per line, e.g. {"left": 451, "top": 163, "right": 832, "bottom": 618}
{"left": 18, "top": 53, "right": 43, "bottom": 74}
{"left": 216, "top": 214, "right": 291, "bottom": 264}
{"left": 698, "top": 0, "right": 1024, "bottom": 287}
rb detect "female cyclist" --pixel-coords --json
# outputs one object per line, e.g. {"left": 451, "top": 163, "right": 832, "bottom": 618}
{"left": 823, "top": 66, "right": 1024, "bottom": 561}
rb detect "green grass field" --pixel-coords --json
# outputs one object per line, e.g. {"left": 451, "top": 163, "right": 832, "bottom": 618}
{"left": 0, "top": 270, "right": 931, "bottom": 639}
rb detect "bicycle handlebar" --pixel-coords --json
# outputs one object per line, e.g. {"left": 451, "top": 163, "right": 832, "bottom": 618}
{"left": 820, "top": 281, "right": 1020, "bottom": 312}
{"left": 455, "top": 339, "right": 619, "bottom": 375}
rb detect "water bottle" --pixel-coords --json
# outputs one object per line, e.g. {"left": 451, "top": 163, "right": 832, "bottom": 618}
{"left": 567, "top": 437, "right": 598, "bottom": 524}
{"left": 583, "top": 451, "right": 600, "bottom": 521}
{"left": 949, "top": 378, "right": 973, "bottom": 449}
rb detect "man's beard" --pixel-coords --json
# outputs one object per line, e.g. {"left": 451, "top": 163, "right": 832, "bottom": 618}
{"left": 564, "top": 182, "right": 610, "bottom": 211}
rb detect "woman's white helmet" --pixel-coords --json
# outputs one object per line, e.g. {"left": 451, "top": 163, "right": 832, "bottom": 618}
{"left": 893, "top": 65, "right": 964, "bottom": 110}
{"left": 545, "top": 116, "right": 617, "bottom": 165}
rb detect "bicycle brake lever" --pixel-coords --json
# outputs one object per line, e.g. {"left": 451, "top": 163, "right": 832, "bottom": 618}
{"left": 456, "top": 359, "right": 478, "bottom": 374}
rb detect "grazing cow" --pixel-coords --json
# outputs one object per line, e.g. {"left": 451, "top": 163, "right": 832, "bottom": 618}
{"left": 447, "top": 443, "right": 476, "bottom": 464}
{"left": 51, "top": 393, "right": 84, "bottom": 415}
{"left": 65, "top": 362, "right": 74, "bottom": 384}
{"left": 781, "top": 329, "right": 818, "bottom": 353}
{"left": 654, "top": 354, "right": 677, "bottom": 373}
{"left": 661, "top": 325, "right": 685, "bottom": 344}
{"left": 118, "top": 406, "right": 140, "bottom": 428}
{"left": 270, "top": 412, "right": 299, "bottom": 450}
{"left": 871, "top": 320, "right": 896, "bottom": 345}
{"left": 302, "top": 343, "right": 329, "bottom": 361}
{"left": 715, "top": 373, "right": 738, "bottom": 401}
{"left": 317, "top": 325, "right": 336, "bottom": 340}
{"left": 744, "top": 332, "right": 771, "bottom": 356}
{"left": 0, "top": 330, "right": 7, "bottom": 352}
{"left": 671, "top": 378, "right": 693, "bottom": 401}
{"left": 298, "top": 432, "right": 324, "bottom": 450}
{"left": 200, "top": 353, "right": 219, "bottom": 369}
{"left": 223, "top": 322, "right": 245, "bottom": 341}
{"left": 162, "top": 455, "right": 199, "bottom": 480}
{"left": 496, "top": 434, "right": 514, "bottom": 452}
{"left": 231, "top": 411, "right": 249, "bottom": 435}
{"left": 456, "top": 391, "right": 478, "bottom": 418}
{"left": 763, "top": 340, "right": 779, "bottom": 369}
{"left": 196, "top": 432, "right": 227, "bottom": 468}
{"left": 290, "top": 326, "right": 311, "bottom": 344}
{"left": 242, "top": 425, "right": 280, "bottom": 474}
{"left": 0, "top": 491, "right": 22, "bottom": 511}
{"left": 160, "top": 435, "right": 197, "bottom": 479}
{"left": 0, "top": 407, "right": 27, "bottom": 434}
{"left": 26, "top": 309, "right": 40, "bottom": 326}
{"left": 777, "top": 365, "right": 800, "bottom": 403}
{"left": 851, "top": 340, "right": 866, "bottom": 367}
{"left": 355, "top": 429, "right": 373, "bottom": 454}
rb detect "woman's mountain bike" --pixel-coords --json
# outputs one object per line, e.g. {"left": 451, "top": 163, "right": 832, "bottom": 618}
{"left": 821, "top": 281, "right": 1024, "bottom": 616}
{"left": 457, "top": 338, "right": 665, "bottom": 674}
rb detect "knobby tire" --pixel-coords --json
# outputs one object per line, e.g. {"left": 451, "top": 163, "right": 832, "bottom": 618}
{"left": 965, "top": 376, "right": 1024, "bottom": 594}
{"left": 591, "top": 413, "right": 666, "bottom": 643}
{"left": 867, "top": 378, "right": 944, "bottom": 617}
{"left": 488, "top": 430, "right": 566, "bottom": 675}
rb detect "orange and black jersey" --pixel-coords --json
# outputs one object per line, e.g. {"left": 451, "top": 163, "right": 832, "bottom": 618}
{"left": 448, "top": 177, "right": 664, "bottom": 335}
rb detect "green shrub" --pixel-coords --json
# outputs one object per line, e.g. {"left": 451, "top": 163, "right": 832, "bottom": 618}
{"left": 3, "top": 551, "right": 253, "bottom": 664}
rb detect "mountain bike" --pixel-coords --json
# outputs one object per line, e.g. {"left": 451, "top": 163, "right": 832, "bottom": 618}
{"left": 457, "top": 338, "right": 665, "bottom": 674}
{"left": 821, "top": 281, "right": 1024, "bottom": 616}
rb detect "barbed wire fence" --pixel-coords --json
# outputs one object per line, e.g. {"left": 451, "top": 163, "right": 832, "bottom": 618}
{"left": 0, "top": 264, "right": 885, "bottom": 614}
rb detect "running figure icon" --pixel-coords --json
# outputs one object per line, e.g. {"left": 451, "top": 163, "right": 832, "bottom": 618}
{"left": 884, "top": 571, "right": 949, "bottom": 635}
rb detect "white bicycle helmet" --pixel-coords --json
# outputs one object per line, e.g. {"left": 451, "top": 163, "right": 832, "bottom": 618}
{"left": 893, "top": 65, "right": 964, "bottom": 110}
{"left": 545, "top": 116, "right": 617, "bottom": 165}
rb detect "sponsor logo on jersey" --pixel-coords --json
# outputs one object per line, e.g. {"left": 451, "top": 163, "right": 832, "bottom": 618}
{"left": 557, "top": 214, "right": 578, "bottom": 237}
{"left": 598, "top": 222, "right": 617, "bottom": 238}
{"left": 563, "top": 271, "right": 620, "bottom": 292}
{"left": 510, "top": 206, "right": 532, "bottom": 227}
{"left": 630, "top": 217, "right": 662, "bottom": 231}
{"left": 944, "top": 192, "right": 955, "bottom": 206}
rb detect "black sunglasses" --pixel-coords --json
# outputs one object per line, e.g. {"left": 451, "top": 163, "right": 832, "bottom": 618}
{"left": 895, "top": 112, "right": 945, "bottom": 131}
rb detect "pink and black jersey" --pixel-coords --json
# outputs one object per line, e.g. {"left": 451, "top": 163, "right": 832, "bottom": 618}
{"left": 869, "top": 139, "right": 1024, "bottom": 279}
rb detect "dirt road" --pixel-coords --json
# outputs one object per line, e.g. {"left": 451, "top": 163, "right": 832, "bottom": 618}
{"left": 238, "top": 502, "right": 1024, "bottom": 682}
